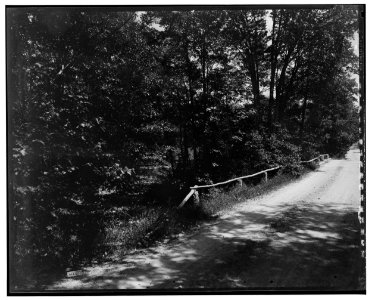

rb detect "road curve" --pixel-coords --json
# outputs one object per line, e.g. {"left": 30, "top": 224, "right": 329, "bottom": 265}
{"left": 48, "top": 147, "right": 363, "bottom": 291}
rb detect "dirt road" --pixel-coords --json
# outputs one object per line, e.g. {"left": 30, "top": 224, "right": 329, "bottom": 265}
{"left": 48, "top": 147, "right": 363, "bottom": 291}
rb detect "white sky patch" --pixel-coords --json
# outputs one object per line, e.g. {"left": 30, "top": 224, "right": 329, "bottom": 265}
{"left": 265, "top": 10, "right": 273, "bottom": 34}
{"left": 350, "top": 31, "right": 360, "bottom": 105}
{"left": 152, "top": 22, "right": 165, "bottom": 31}
{"left": 136, "top": 11, "right": 165, "bottom": 31}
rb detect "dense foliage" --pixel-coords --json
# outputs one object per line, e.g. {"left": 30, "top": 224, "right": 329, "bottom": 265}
{"left": 7, "top": 6, "right": 359, "bottom": 288}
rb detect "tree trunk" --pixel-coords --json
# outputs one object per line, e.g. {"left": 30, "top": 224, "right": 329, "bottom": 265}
{"left": 276, "top": 45, "right": 296, "bottom": 123}
{"left": 244, "top": 50, "right": 260, "bottom": 107}
{"left": 268, "top": 10, "right": 277, "bottom": 130}
{"left": 184, "top": 39, "right": 198, "bottom": 172}
{"left": 300, "top": 94, "right": 308, "bottom": 138}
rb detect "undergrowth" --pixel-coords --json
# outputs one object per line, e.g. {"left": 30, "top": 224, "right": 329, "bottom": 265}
{"left": 94, "top": 205, "right": 207, "bottom": 263}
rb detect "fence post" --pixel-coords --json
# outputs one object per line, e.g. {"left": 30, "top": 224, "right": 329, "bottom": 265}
{"left": 264, "top": 172, "right": 268, "bottom": 182}
{"left": 193, "top": 189, "right": 200, "bottom": 207}
{"left": 238, "top": 179, "right": 243, "bottom": 187}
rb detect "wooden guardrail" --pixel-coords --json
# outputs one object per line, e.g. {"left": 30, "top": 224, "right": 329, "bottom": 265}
{"left": 177, "top": 166, "right": 281, "bottom": 209}
{"left": 177, "top": 154, "right": 329, "bottom": 209}
{"left": 300, "top": 154, "right": 329, "bottom": 163}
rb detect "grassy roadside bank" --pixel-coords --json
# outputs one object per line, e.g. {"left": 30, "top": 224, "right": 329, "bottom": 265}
{"left": 200, "top": 172, "right": 308, "bottom": 217}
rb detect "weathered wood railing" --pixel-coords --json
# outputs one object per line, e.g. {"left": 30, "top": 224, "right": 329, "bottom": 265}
{"left": 177, "top": 154, "right": 329, "bottom": 209}
{"left": 177, "top": 166, "right": 281, "bottom": 209}
{"left": 300, "top": 154, "right": 329, "bottom": 164}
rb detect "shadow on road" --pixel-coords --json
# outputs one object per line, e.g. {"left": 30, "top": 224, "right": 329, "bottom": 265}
{"left": 55, "top": 201, "right": 364, "bottom": 291}
{"left": 153, "top": 203, "right": 363, "bottom": 290}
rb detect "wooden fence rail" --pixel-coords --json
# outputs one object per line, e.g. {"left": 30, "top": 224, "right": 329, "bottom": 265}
{"left": 300, "top": 154, "right": 329, "bottom": 163}
{"left": 177, "top": 154, "right": 330, "bottom": 209}
{"left": 177, "top": 166, "right": 281, "bottom": 209}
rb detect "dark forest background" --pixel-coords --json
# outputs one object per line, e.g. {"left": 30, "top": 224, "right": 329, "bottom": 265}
{"left": 7, "top": 6, "right": 360, "bottom": 288}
